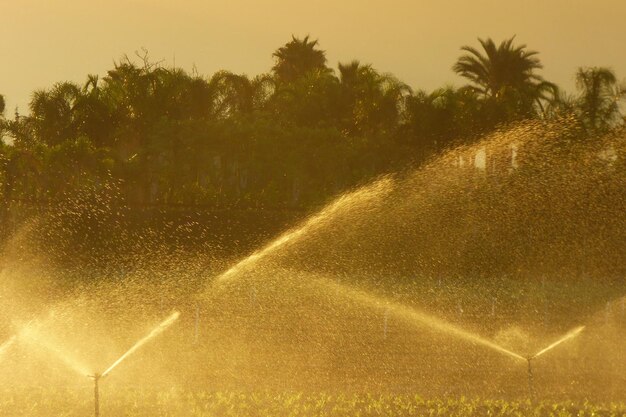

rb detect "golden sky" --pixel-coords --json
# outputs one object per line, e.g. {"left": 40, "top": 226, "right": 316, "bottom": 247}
{"left": 2, "top": 0, "right": 626, "bottom": 113}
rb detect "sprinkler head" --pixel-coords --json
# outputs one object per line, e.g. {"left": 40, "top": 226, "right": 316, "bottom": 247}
{"left": 88, "top": 373, "right": 102, "bottom": 380}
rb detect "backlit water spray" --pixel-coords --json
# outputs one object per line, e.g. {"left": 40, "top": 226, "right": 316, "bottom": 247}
{"left": 90, "top": 311, "right": 180, "bottom": 417}
{"left": 210, "top": 174, "right": 528, "bottom": 365}
{"left": 0, "top": 336, "right": 16, "bottom": 358}
{"left": 525, "top": 326, "right": 586, "bottom": 400}
{"left": 217, "top": 177, "right": 394, "bottom": 282}
{"left": 207, "top": 162, "right": 580, "bottom": 371}
{"left": 530, "top": 326, "right": 585, "bottom": 360}
{"left": 312, "top": 277, "right": 527, "bottom": 361}
{"left": 20, "top": 312, "right": 180, "bottom": 417}
{"left": 100, "top": 311, "right": 180, "bottom": 378}
{"left": 315, "top": 277, "right": 586, "bottom": 399}
{"left": 19, "top": 325, "right": 92, "bottom": 376}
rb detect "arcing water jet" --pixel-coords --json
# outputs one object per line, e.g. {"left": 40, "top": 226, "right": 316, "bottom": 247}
{"left": 315, "top": 278, "right": 587, "bottom": 400}
{"left": 311, "top": 277, "right": 527, "bottom": 361}
{"left": 321, "top": 276, "right": 588, "bottom": 398}
{"left": 0, "top": 336, "right": 16, "bottom": 358}
{"left": 100, "top": 311, "right": 180, "bottom": 378}
{"left": 525, "top": 326, "right": 585, "bottom": 399}
{"left": 216, "top": 177, "right": 394, "bottom": 282}
{"left": 88, "top": 311, "right": 180, "bottom": 417}
{"left": 19, "top": 311, "right": 179, "bottom": 417}
{"left": 19, "top": 324, "right": 92, "bottom": 376}
{"left": 529, "top": 326, "right": 585, "bottom": 360}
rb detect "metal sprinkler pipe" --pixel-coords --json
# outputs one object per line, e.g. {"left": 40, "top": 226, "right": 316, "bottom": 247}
{"left": 526, "top": 357, "right": 535, "bottom": 402}
{"left": 523, "top": 325, "right": 585, "bottom": 400}
{"left": 85, "top": 311, "right": 180, "bottom": 417}
{"left": 88, "top": 373, "right": 102, "bottom": 417}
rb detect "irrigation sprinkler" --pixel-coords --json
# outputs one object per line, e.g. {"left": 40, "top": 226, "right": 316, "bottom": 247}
{"left": 524, "top": 326, "right": 585, "bottom": 400}
{"left": 526, "top": 357, "right": 535, "bottom": 401}
{"left": 21, "top": 311, "right": 180, "bottom": 417}
{"left": 88, "top": 373, "right": 102, "bottom": 417}
{"left": 83, "top": 311, "right": 180, "bottom": 417}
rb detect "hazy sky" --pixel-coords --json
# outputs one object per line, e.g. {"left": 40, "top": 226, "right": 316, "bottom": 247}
{"left": 2, "top": 0, "right": 626, "bottom": 114}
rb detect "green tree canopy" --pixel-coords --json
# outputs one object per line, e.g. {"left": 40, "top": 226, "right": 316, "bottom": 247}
{"left": 337, "top": 60, "right": 411, "bottom": 135}
{"left": 1, "top": 36, "right": 622, "bottom": 214}
{"left": 453, "top": 37, "right": 557, "bottom": 119}
{"left": 272, "top": 36, "right": 329, "bottom": 84}
{"left": 575, "top": 67, "right": 624, "bottom": 133}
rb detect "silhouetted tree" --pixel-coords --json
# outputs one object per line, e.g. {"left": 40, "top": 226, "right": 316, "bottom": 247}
{"left": 337, "top": 60, "right": 410, "bottom": 135}
{"left": 4, "top": 35, "right": 619, "bottom": 216}
{"left": 575, "top": 67, "right": 624, "bottom": 133}
{"left": 213, "top": 71, "right": 274, "bottom": 115}
{"left": 272, "top": 36, "right": 330, "bottom": 83}
{"left": 453, "top": 37, "right": 557, "bottom": 120}
{"left": 271, "top": 68, "right": 339, "bottom": 126}
{"left": 0, "top": 94, "right": 5, "bottom": 140}
{"left": 28, "top": 82, "right": 82, "bottom": 145}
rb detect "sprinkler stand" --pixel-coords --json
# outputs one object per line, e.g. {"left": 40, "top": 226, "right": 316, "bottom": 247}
{"left": 89, "top": 373, "right": 102, "bottom": 417}
{"left": 526, "top": 357, "right": 535, "bottom": 402}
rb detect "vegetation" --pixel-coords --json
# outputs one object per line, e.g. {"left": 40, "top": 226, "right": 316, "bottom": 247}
{"left": 575, "top": 67, "right": 625, "bottom": 133}
{"left": 0, "top": 36, "right": 623, "bottom": 217}
{"left": 1, "top": 389, "right": 625, "bottom": 417}
{"left": 452, "top": 36, "right": 558, "bottom": 122}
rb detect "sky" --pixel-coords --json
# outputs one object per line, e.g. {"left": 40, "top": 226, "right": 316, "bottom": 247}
{"left": 2, "top": 0, "right": 626, "bottom": 114}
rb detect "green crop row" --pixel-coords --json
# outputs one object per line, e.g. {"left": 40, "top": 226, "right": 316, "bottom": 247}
{"left": 1, "top": 390, "right": 625, "bottom": 417}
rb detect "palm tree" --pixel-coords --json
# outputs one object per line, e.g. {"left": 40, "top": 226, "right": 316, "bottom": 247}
{"left": 213, "top": 71, "right": 274, "bottom": 115}
{"left": 0, "top": 94, "right": 5, "bottom": 140}
{"left": 70, "top": 74, "right": 118, "bottom": 147}
{"left": 184, "top": 75, "right": 222, "bottom": 119}
{"left": 29, "top": 82, "right": 82, "bottom": 145}
{"left": 405, "top": 86, "right": 485, "bottom": 156}
{"left": 543, "top": 90, "right": 578, "bottom": 120}
{"left": 270, "top": 67, "right": 339, "bottom": 126}
{"left": 338, "top": 60, "right": 372, "bottom": 88}
{"left": 575, "top": 67, "right": 624, "bottom": 132}
{"left": 337, "top": 60, "right": 410, "bottom": 134}
{"left": 272, "top": 36, "right": 329, "bottom": 83}
{"left": 453, "top": 37, "right": 557, "bottom": 118}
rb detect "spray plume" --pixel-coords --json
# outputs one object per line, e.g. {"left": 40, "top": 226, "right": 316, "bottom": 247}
{"left": 530, "top": 326, "right": 585, "bottom": 360}
{"left": 0, "top": 336, "right": 16, "bottom": 358}
{"left": 217, "top": 178, "right": 394, "bottom": 282}
{"left": 101, "top": 311, "right": 180, "bottom": 377}
{"left": 313, "top": 278, "right": 527, "bottom": 361}
{"left": 19, "top": 325, "right": 92, "bottom": 376}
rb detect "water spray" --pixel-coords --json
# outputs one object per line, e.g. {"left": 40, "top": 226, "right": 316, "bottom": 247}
{"left": 311, "top": 277, "right": 588, "bottom": 400}
{"left": 214, "top": 178, "right": 394, "bottom": 283}
{"left": 85, "top": 311, "right": 180, "bottom": 417}
{"left": 524, "top": 326, "right": 585, "bottom": 400}
{"left": 21, "top": 311, "right": 180, "bottom": 417}
{"left": 0, "top": 336, "right": 16, "bottom": 358}
{"left": 312, "top": 277, "right": 527, "bottom": 361}
{"left": 19, "top": 325, "right": 92, "bottom": 376}
{"left": 100, "top": 311, "right": 180, "bottom": 378}
{"left": 529, "top": 326, "right": 585, "bottom": 360}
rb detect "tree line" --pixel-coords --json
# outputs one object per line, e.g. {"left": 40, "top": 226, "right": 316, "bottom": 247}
{"left": 0, "top": 36, "right": 624, "bottom": 212}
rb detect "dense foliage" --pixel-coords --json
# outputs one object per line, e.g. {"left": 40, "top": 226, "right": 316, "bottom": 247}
{"left": 0, "top": 36, "right": 623, "bottom": 214}
{"left": 1, "top": 390, "right": 625, "bottom": 417}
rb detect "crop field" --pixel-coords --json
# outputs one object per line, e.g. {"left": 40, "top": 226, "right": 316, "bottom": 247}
{"left": 1, "top": 117, "right": 624, "bottom": 416}
{"left": 1, "top": 390, "right": 625, "bottom": 417}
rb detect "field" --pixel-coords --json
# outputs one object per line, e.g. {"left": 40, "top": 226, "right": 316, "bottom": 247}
{"left": 2, "top": 390, "right": 625, "bottom": 417}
